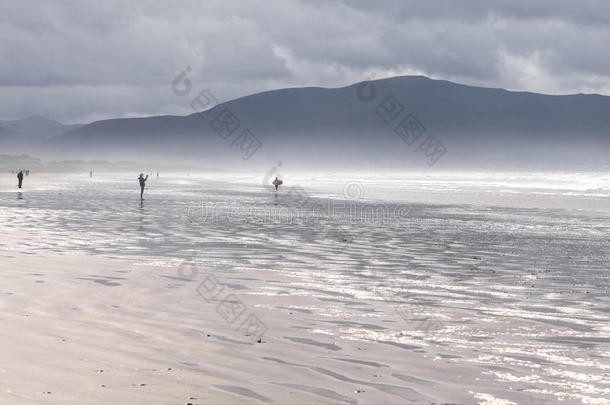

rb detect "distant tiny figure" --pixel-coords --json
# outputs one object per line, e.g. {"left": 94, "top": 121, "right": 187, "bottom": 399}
{"left": 272, "top": 176, "right": 283, "bottom": 192}
{"left": 90, "top": 170, "right": 93, "bottom": 178}
{"left": 17, "top": 170, "right": 24, "bottom": 188}
{"left": 25, "top": 169, "right": 29, "bottom": 176}
{"left": 138, "top": 173, "right": 149, "bottom": 200}
{"left": 156, "top": 172, "right": 159, "bottom": 178}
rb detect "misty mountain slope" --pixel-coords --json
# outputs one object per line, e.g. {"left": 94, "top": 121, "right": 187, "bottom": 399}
{"left": 0, "top": 126, "right": 18, "bottom": 138}
{"left": 0, "top": 125, "right": 45, "bottom": 149}
{"left": 0, "top": 115, "right": 82, "bottom": 139}
{"left": 40, "top": 76, "right": 610, "bottom": 168}
{"left": 212, "top": 75, "right": 610, "bottom": 137}
{"left": 0, "top": 126, "right": 18, "bottom": 143}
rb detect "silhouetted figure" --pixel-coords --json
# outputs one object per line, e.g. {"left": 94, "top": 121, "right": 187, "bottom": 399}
{"left": 90, "top": 170, "right": 93, "bottom": 178}
{"left": 272, "top": 176, "right": 283, "bottom": 192}
{"left": 156, "top": 172, "right": 159, "bottom": 178}
{"left": 138, "top": 173, "right": 149, "bottom": 200}
{"left": 17, "top": 170, "right": 24, "bottom": 189}
{"left": 25, "top": 169, "right": 29, "bottom": 176}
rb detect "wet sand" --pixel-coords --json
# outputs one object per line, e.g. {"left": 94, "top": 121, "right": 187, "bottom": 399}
{"left": 1, "top": 172, "right": 609, "bottom": 404}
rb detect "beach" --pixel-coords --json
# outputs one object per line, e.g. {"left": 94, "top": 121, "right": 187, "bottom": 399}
{"left": 1, "top": 172, "right": 609, "bottom": 404}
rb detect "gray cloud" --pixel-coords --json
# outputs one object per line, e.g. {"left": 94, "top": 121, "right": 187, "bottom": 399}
{"left": 1, "top": 0, "right": 609, "bottom": 123}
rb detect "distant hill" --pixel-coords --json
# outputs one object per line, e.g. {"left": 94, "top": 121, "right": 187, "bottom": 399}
{"left": 31, "top": 77, "right": 610, "bottom": 169}
{"left": 0, "top": 125, "right": 27, "bottom": 147}
{"left": 0, "top": 125, "right": 20, "bottom": 139}
{"left": 0, "top": 115, "right": 82, "bottom": 139}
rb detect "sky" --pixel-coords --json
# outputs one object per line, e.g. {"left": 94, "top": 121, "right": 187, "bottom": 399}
{"left": 2, "top": 0, "right": 609, "bottom": 124}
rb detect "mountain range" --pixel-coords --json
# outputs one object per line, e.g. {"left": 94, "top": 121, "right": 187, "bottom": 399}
{"left": 3, "top": 76, "right": 609, "bottom": 169}
{"left": 0, "top": 115, "right": 82, "bottom": 147}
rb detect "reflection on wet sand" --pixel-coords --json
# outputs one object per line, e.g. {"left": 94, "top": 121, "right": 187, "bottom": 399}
{"left": 0, "top": 174, "right": 608, "bottom": 404}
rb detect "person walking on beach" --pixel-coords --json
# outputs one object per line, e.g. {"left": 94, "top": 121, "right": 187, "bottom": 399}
{"left": 138, "top": 173, "right": 149, "bottom": 200}
{"left": 272, "top": 176, "right": 283, "bottom": 192}
{"left": 17, "top": 170, "right": 24, "bottom": 189}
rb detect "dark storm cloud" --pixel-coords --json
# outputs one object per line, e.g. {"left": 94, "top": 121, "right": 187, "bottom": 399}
{"left": 1, "top": 0, "right": 609, "bottom": 123}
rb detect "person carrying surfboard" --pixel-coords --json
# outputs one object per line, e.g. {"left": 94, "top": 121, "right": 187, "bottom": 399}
{"left": 138, "top": 173, "right": 149, "bottom": 200}
{"left": 272, "top": 176, "right": 283, "bottom": 191}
